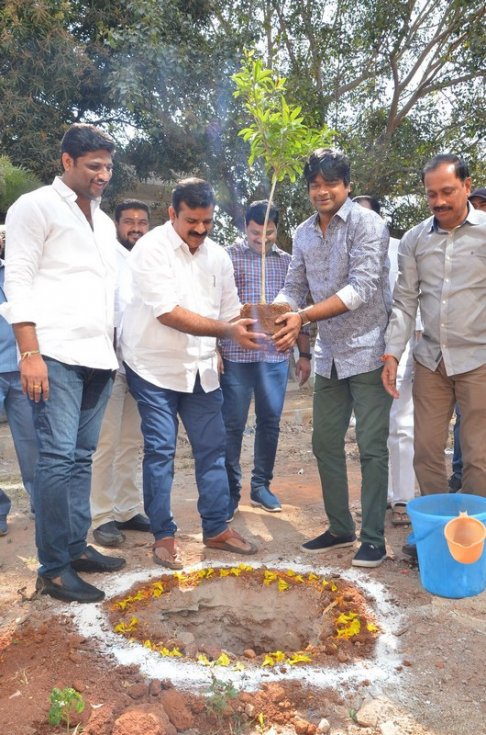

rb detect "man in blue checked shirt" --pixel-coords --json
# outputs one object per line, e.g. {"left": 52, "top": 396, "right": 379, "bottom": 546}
{"left": 274, "top": 149, "right": 392, "bottom": 568}
{"left": 219, "top": 201, "right": 311, "bottom": 521}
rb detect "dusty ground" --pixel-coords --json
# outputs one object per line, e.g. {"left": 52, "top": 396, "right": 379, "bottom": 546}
{"left": 1, "top": 383, "right": 486, "bottom": 735}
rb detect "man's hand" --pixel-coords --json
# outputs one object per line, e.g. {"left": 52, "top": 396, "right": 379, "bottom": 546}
{"left": 273, "top": 312, "right": 301, "bottom": 352}
{"left": 227, "top": 318, "right": 267, "bottom": 350}
{"left": 295, "top": 356, "right": 311, "bottom": 386}
{"left": 20, "top": 354, "right": 49, "bottom": 402}
{"left": 381, "top": 356, "right": 399, "bottom": 398}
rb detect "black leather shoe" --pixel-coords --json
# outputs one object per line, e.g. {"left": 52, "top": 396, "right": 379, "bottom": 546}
{"left": 36, "top": 568, "right": 105, "bottom": 603}
{"left": 93, "top": 521, "right": 125, "bottom": 547}
{"left": 115, "top": 513, "right": 151, "bottom": 532}
{"left": 71, "top": 545, "right": 126, "bottom": 573}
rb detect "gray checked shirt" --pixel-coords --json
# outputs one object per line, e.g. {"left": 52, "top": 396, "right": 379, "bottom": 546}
{"left": 276, "top": 198, "right": 391, "bottom": 379}
{"left": 385, "top": 205, "right": 486, "bottom": 376}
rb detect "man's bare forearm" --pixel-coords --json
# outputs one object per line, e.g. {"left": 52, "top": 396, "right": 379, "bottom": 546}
{"left": 157, "top": 306, "right": 233, "bottom": 337}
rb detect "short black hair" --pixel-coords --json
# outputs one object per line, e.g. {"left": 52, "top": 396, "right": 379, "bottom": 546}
{"left": 60, "top": 123, "right": 115, "bottom": 160}
{"left": 114, "top": 199, "right": 150, "bottom": 222}
{"left": 352, "top": 195, "right": 381, "bottom": 215}
{"left": 304, "top": 148, "right": 351, "bottom": 187}
{"left": 421, "top": 153, "right": 470, "bottom": 183}
{"left": 171, "top": 178, "right": 216, "bottom": 214}
{"left": 245, "top": 200, "right": 279, "bottom": 227}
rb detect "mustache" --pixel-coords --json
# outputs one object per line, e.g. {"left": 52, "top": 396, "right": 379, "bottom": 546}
{"left": 188, "top": 231, "right": 207, "bottom": 238}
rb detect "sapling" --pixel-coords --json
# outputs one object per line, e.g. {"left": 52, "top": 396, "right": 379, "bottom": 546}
{"left": 232, "top": 50, "right": 333, "bottom": 306}
{"left": 48, "top": 686, "right": 85, "bottom": 732}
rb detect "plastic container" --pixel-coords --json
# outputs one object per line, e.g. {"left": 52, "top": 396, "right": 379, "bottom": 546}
{"left": 407, "top": 493, "right": 486, "bottom": 598}
{"left": 444, "top": 511, "right": 486, "bottom": 564}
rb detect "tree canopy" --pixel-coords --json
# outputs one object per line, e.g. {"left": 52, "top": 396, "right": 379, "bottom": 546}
{"left": 0, "top": 0, "right": 484, "bottom": 236}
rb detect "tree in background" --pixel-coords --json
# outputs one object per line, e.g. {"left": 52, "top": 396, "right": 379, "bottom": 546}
{"left": 0, "top": 156, "right": 42, "bottom": 221}
{"left": 0, "top": 0, "right": 484, "bottom": 236}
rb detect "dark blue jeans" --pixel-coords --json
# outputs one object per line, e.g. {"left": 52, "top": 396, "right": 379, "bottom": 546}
{"left": 220, "top": 359, "right": 289, "bottom": 502}
{"left": 32, "top": 358, "right": 113, "bottom": 577}
{"left": 125, "top": 365, "right": 229, "bottom": 539}
{"left": 0, "top": 370, "right": 38, "bottom": 506}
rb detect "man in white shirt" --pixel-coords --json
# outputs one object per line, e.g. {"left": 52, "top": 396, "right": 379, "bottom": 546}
{"left": 121, "top": 178, "right": 262, "bottom": 568}
{"left": 1, "top": 124, "right": 125, "bottom": 603}
{"left": 91, "top": 200, "right": 151, "bottom": 547}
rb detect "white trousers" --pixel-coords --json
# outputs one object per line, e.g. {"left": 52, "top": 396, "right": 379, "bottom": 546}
{"left": 388, "top": 339, "right": 416, "bottom": 505}
{"left": 90, "top": 371, "right": 143, "bottom": 527}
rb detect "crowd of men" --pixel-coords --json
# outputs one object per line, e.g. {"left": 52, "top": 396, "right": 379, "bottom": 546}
{"left": 0, "top": 123, "right": 485, "bottom": 602}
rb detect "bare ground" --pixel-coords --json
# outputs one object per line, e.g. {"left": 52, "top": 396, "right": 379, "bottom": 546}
{"left": 1, "top": 384, "right": 486, "bottom": 735}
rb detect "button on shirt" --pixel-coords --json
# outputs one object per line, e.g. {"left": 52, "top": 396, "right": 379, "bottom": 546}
{"left": 219, "top": 238, "right": 292, "bottom": 363}
{"left": 385, "top": 205, "right": 486, "bottom": 376}
{"left": 276, "top": 198, "right": 391, "bottom": 379}
{"left": 0, "top": 177, "right": 118, "bottom": 370}
{"left": 120, "top": 221, "right": 241, "bottom": 393}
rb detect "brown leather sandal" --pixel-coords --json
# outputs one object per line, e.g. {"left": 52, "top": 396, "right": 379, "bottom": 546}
{"left": 152, "top": 537, "right": 184, "bottom": 569}
{"left": 203, "top": 527, "right": 257, "bottom": 555}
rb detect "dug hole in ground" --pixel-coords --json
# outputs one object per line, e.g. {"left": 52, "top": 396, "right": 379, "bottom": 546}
{"left": 1, "top": 381, "right": 486, "bottom": 735}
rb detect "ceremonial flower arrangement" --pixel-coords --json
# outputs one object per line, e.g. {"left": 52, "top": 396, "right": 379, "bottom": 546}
{"left": 108, "top": 565, "right": 379, "bottom": 671}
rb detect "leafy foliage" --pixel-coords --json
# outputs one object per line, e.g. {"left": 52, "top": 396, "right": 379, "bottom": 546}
{"left": 0, "top": 156, "right": 42, "bottom": 219}
{"left": 48, "top": 686, "right": 85, "bottom": 731}
{"left": 0, "top": 0, "right": 484, "bottom": 234}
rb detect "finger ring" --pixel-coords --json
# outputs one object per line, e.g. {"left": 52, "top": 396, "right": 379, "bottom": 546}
{"left": 33, "top": 383, "right": 41, "bottom": 388}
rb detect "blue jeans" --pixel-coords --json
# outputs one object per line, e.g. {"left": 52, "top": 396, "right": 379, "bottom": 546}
{"left": 0, "top": 488, "right": 11, "bottom": 518}
{"left": 0, "top": 371, "right": 38, "bottom": 508}
{"left": 125, "top": 365, "right": 230, "bottom": 539}
{"left": 220, "top": 359, "right": 289, "bottom": 502}
{"left": 32, "top": 358, "right": 113, "bottom": 577}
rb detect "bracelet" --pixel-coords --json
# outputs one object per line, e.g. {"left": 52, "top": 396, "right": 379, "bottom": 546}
{"left": 20, "top": 350, "right": 40, "bottom": 360}
{"left": 380, "top": 354, "right": 398, "bottom": 363}
{"left": 299, "top": 352, "right": 312, "bottom": 360}
{"left": 297, "top": 308, "right": 312, "bottom": 326}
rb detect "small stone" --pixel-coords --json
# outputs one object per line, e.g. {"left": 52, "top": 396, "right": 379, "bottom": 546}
{"left": 356, "top": 698, "right": 382, "bottom": 727}
{"left": 149, "top": 680, "right": 162, "bottom": 697}
{"left": 294, "top": 716, "right": 311, "bottom": 734}
{"left": 337, "top": 650, "right": 349, "bottom": 663}
{"left": 112, "top": 711, "right": 162, "bottom": 735}
{"left": 128, "top": 683, "right": 147, "bottom": 700}
{"left": 245, "top": 703, "right": 255, "bottom": 717}
{"left": 243, "top": 648, "right": 257, "bottom": 659}
{"left": 317, "top": 717, "right": 331, "bottom": 733}
{"left": 402, "top": 659, "right": 413, "bottom": 667}
{"left": 160, "top": 689, "right": 194, "bottom": 730}
{"left": 435, "top": 660, "right": 445, "bottom": 669}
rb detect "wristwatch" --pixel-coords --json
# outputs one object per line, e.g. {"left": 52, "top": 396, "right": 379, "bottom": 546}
{"left": 297, "top": 308, "right": 312, "bottom": 326}
{"left": 299, "top": 351, "right": 312, "bottom": 360}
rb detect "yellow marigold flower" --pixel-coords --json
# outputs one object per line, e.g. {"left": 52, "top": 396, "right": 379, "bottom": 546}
{"left": 287, "top": 652, "right": 312, "bottom": 665}
{"left": 286, "top": 569, "right": 296, "bottom": 576}
{"left": 278, "top": 578, "right": 289, "bottom": 592}
{"left": 367, "top": 622, "right": 379, "bottom": 632}
{"left": 330, "top": 582, "right": 338, "bottom": 592}
{"left": 270, "top": 650, "right": 286, "bottom": 662}
{"left": 262, "top": 654, "right": 275, "bottom": 667}
{"left": 216, "top": 652, "right": 231, "bottom": 666}
{"left": 219, "top": 568, "right": 231, "bottom": 577}
{"left": 229, "top": 567, "right": 242, "bottom": 576}
{"left": 308, "top": 573, "right": 319, "bottom": 581}
{"left": 233, "top": 661, "right": 246, "bottom": 671}
{"left": 197, "top": 653, "right": 211, "bottom": 666}
{"left": 263, "top": 570, "right": 277, "bottom": 586}
{"left": 143, "top": 639, "right": 154, "bottom": 649}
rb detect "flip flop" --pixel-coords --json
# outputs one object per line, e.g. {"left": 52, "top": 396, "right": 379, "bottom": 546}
{"left": 203, "top": 527, "right": 257, "bottom": 555}
{"left": 391, "top": 504, "right": 410, "bottom": 526}
{"left": 152, "top": 537, "right": 184, "bottom": 569}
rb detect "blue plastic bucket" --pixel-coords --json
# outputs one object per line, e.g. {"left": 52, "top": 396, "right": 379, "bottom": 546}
{"left": 407, "top": 493, "right": 486, "bottom": 598}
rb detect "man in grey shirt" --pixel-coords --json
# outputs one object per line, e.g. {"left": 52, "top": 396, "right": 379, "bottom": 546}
{"left": 274, "top": 148, "right": 392, "bottom": 568}
{"left": 382, "top": 154, "right": 486, "bottom": 507}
